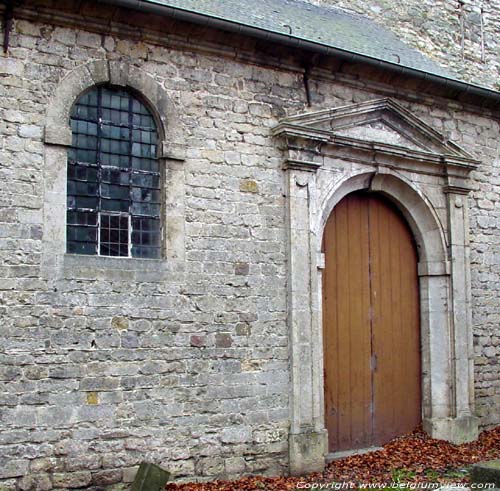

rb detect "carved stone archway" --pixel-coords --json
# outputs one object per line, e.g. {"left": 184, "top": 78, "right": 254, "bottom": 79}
{"left": 273, "top": 99, "right": 480, "bottom": 475}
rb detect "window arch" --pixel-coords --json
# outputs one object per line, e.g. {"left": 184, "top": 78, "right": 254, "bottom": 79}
{"left": 67, "top": 85, "right": 161, "bottom": 258}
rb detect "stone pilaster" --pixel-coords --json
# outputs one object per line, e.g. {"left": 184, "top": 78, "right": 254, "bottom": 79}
{"left": 444, "top": 183, "right": 478, "bottom": 441}
{"left": 285, "top": 159, "right": 327, "bottom": 475}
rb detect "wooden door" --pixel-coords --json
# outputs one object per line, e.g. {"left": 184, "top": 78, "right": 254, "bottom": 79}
{"left": 322, "top": 192, "right": 421, "bottom": 453}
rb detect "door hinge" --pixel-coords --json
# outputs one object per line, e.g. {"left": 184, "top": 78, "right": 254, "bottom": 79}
{"left": 371, "top": 353, "right": 378, "bottom": 371}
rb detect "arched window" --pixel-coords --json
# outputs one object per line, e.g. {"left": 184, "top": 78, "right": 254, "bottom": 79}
{"left": 67, "top": 86, "right": 161, "bottom": 258}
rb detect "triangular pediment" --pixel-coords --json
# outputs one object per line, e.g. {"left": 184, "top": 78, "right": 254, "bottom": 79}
{"left": 272, "top": 98, "right": 479, "bottom": 168}
{"left": 334, "top": 121, "right": 427, "bottom": 152}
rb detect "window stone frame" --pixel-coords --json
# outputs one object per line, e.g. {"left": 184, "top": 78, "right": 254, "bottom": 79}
{"left": 42, "top": 60, "right": 186, "bottom": 279}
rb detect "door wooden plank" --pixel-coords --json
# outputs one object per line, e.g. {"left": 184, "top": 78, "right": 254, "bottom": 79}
{"left": 397, "top": 209, "right": 421, "bottom": 433}
{"left": 370, "top": 195, "right": 421, "bottom": 445}
{"left": 336, "top": 199, "right": 352, "bottom": 450}
{"left": 393, "top": 210, "right": 406, "bottom": 438}
{"left": 323, "top": 204, "right": 338, "bottom": 450}
{"left": 323, "top": 194, "right": 371, "bottom": 452}
{"left": 347, "top": 195, "right": 372, "bottom": 449}
{"left": 392, "top": 208, "right": 406, "bottom": 438}
{"left": 370, "top": 196, "right": 395, "bottom": 444}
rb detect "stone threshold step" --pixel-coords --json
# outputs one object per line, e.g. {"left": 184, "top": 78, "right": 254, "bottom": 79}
{"left": 326, "top": 446, "right": 384, "bottom": 462}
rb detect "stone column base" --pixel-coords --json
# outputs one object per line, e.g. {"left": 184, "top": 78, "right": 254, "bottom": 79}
{"left": 423, "top": 416, "right": 479, "bottom": 444}
{"left": 289, "top": 430, "right": 328, "bottom": 476}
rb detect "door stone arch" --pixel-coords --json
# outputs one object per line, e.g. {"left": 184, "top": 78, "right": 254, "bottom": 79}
{"left": 272, "top": 99, "right": 480, "bottom": 475}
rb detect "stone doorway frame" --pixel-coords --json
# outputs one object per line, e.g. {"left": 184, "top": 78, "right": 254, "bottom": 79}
{"left": 272, "top": 99, "right": 480, "bottom": 475}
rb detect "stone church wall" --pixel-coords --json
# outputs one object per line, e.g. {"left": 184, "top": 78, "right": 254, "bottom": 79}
{"left": 0, "top": 1, "right": 498, "bottom": 488}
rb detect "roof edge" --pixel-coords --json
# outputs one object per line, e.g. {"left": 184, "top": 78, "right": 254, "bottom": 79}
{"left": 97, "top": 0, "right": 500, "bottom": 108}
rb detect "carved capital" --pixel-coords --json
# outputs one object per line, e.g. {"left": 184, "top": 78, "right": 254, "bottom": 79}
{"left": 284, "top": 159, "right": 322, "bottom": 172}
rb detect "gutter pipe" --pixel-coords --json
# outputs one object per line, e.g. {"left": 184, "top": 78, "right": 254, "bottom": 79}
{"left": 98, "top": 0, "right": 500, "bottom": 109}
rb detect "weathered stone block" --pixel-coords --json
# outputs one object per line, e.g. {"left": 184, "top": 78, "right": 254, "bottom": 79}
{"left": 18, "top": 125, "right": 42, "bottom": 139}
{"left": 239, "top": 179, "right": 259, "bottom": 193}
{"left": 52, "top": 471, "right": 92, "bottom": 488}
{"left": 111, "top": 316, "right": 129, "bottom": 331}
{"left": 234, "top": 262, "right": 249, "bottom": 275}
{"left": 17, "top": 473, "right": 52, "bottom": 491}
{"left": 471, "top": 460, "right": 500, "bottom": 487}
{"left": 130, "top": 462, "right": 170, "bottom": 491}
{"left": 0, "top": 481, "right": 17, "bottom": 491}
{"left": 92, "top": 469, "right": 123, "bottom": 486}
{"left": 190, "top": 335, "right": 206, "bottom": 347}
{"left": 289, "top": 430, "right": 327, "bottom": 476}
{"left": 215, "top": 333, "right": 233, "bottom": 348}
{"left": 224, "top": 457, "right": 246, "bottom": 474}
{"left": 86, "top": 392, "right": 99, "bottom": 405}
{"left": 0, "top": 460, "right": 29, "bottom": 479}
{"left": 122, "top": 466, "right": 139, "bottom": 483}
{"left": 221, "top": 426, "right": 251, "bottom": 444}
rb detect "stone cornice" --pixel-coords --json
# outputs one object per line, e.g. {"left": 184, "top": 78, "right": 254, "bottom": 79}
{"left": 7, "top": 2, "right": 500, "bottom": 118}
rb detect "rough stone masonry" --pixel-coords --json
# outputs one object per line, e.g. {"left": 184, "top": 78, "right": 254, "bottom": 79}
{"left": 0, "top": 0, "right": 498, "bottom": 489}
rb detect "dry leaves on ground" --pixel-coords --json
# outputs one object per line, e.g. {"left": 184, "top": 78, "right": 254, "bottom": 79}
{"left": 166, "top": 425, "right": 499, "bottom": 491}
{"left": 325, "top": 425, "right": 499, "bottom": 484}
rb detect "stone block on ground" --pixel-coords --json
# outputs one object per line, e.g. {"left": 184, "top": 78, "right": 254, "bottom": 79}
{"left": 471, "top": 460, "right": 500, "bottom": 487}
{"left": 131, "top": 462, "right": 170, "bottom": 491}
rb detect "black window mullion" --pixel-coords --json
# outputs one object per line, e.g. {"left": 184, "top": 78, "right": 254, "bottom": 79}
{"left": 96, "top": 86, "right": 103, "bottom": 256}
{"left": 128, "top": 93, "right": 134, "bottom": 257}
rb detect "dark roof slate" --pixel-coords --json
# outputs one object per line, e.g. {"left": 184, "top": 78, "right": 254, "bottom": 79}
{"left": 143, "top": 0, "right": 452, "bottom": 78}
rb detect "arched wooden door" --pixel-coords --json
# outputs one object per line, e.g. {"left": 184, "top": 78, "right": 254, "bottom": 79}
{"left": 322, "top": 191, "right": 421, "bottom": 453}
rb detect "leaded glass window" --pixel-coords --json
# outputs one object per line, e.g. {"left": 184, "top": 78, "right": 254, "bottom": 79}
{"left": 67, "top": 86, "right": 161, "bottom": 259}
